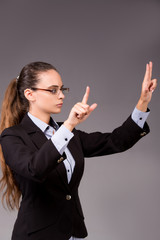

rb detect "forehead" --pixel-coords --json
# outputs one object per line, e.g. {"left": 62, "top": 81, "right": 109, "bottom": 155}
{"left": 37, "top": 69, "right": 63, "bottom": 87}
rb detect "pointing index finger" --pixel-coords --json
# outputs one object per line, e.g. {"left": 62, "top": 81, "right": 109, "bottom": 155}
{"left": 82, "top": 86, "right": 90, "bottom": 104}
{"left": 149, "top": 61, "right": 153, "bottom": 79}
{"left": 144, "top": 61, "right": 152, "bottom": 83}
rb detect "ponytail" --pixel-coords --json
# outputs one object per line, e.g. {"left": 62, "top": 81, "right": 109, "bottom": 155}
{"left": 0, "top": 78, "right": 26, "bottom": 130}
{"left": 0, "top": 78, "right": 26, "bottom": 210}
{"left": 0, "top": 61, "right": 58, "bottom": 210}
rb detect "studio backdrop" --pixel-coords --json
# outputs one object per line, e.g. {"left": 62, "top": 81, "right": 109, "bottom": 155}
{"left": 0, "top": 1, "right": 160, "bottom": 239}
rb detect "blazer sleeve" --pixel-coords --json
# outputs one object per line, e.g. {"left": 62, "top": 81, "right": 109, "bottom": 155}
{"left": 0, "top": 126, "right": 65, "bottom": 182}
{"left": 75, "top": 116, "right": 150, "bottom": 158}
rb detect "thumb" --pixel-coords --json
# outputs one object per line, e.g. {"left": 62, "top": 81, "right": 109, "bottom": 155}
{"left": 88, "top": 103, "right": 98, "bottom": 113}
{"left": 149, "top": 78, "right": 157, "bottom": 92}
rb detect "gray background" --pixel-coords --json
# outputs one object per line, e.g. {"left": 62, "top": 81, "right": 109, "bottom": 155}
{"left": 0, "top": 0, "right": 160, "bottom": 239}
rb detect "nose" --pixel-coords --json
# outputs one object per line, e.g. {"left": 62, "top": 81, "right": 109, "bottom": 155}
{"left": 58, "top": 90, "right": 65, "bottom": 99}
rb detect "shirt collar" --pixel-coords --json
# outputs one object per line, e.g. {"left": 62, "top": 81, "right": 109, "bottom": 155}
{"left": 27, "top": 112, "right": 58, "bottom": 133}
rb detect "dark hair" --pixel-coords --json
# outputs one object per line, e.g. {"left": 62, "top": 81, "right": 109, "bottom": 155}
{"left": 0, "top": 61, "right": 58, "bottom": 210}
{"left": 17, "top": 62, "right": 58, "bottom": 111}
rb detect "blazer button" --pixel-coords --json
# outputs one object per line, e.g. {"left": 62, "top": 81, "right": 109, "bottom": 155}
{"left": 140, "top": 132, "right": 147, "bottom": 137}
{"left": 66, "top": 195, "right": 71, "bottom": 200}
{"left": 57, "top": 157, "right": 64, "bottom": 163}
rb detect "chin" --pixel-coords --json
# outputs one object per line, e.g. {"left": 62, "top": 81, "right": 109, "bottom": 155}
{"left": 51, "top": 109, "right": 62, "bottom": 114}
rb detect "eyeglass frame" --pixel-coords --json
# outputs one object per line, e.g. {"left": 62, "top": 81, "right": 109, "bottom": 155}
{"left": 31, "top": 85, "right": 70, "bottom": 95}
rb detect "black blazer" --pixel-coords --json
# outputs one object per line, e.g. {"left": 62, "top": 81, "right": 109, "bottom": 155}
{"left": 0, "top": 114, "right": 149, "bottom": 240}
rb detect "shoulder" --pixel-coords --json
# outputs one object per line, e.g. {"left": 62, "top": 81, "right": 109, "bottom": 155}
{"left": 1, "top": 125, "right": 24, "bottom": 137}
{"left": 1, "top": 113, "right": 40, "bottom": 138}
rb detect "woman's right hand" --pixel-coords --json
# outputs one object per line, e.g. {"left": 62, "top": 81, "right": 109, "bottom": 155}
{"left": 64, "top": 86, "right": 97, "bottom": 131}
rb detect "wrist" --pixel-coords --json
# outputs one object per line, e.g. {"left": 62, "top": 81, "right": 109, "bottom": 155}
{"left": 136, "top": 99, "right": 148, "bottom": 112}
{"left": 63, "top": 120, "right": 75, "bottom": 132}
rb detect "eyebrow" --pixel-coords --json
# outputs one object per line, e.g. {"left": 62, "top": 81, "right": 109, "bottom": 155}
{"left": 48, "top": 84, "right": 64, "bottom": 89}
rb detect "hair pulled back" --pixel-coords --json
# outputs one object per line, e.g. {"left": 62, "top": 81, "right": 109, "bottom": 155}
{"left": 0, "top": 61, "right": 58, "bottom": 210}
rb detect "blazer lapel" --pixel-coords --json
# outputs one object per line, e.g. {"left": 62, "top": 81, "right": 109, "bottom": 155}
{"left": 20, "top": 115, "right": 69, "bottom": 188}
{"left": 67, "top": 137, "right": 84, "bottom": 189}
{"left": 20, "top": 114, "right": 48, "bottom": 149}
{"left": 56, "top": 161, "right": 69, "bottom": 187}
{"left": 29, "top": 131, "right": 48, "bottom": 149}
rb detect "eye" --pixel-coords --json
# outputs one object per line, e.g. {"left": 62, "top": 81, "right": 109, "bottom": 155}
{"left": 51, "top": 88, "right": 58, "bottom": 94}
{"left": 61, "top": 87, "right": 69, "bottom": 94}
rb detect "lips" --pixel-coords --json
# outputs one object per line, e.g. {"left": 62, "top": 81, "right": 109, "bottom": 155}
{"left": 56, "top": 103, "right": 63, "bottom": 107}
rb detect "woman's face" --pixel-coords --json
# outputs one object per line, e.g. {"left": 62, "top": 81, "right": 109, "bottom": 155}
{"left": 30, "top": 69, "right": 65, "bottom": 115}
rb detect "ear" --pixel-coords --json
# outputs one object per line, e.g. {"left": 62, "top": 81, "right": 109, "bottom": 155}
{"left": 24, "top": 88, "right": 36, "bottom": 102}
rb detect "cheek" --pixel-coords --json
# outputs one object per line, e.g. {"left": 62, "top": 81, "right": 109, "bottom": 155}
{"left": 37, "top": 96, "right": 54, "bottom": 108}
{"left": 36, "top": 95, "right": 60, "bottom": 113}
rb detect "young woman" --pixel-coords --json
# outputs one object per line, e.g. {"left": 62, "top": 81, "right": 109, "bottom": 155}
{"left": 0, "top": 61, "right": 157, "bottom": 240}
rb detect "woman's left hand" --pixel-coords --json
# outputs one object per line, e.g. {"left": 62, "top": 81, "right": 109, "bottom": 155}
{"left": 136, "top": 61, "right": 157, "bottom": 112}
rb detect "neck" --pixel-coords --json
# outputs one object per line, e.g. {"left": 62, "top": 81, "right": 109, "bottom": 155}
{"left": 29, "top": 110, "right": 51, "bottom": 124}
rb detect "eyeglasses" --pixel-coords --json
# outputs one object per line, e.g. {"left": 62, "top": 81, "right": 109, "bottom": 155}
{"left": 31, "top": 86, "right": 69, "bottom": 95}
